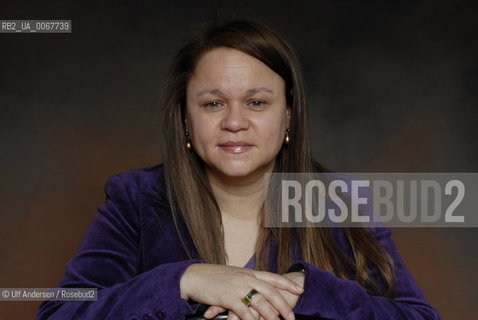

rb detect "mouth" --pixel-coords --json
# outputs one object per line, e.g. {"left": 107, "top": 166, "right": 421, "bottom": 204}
{"left": 218, "top": 141, "right": 253, "bottom": 154}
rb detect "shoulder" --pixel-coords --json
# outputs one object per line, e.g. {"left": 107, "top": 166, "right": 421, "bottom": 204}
{"left": 102, "top": 164, "right": 167, "bottom": 205}
{"left": 109, "top": 163, "right": 165, "bottom": 190}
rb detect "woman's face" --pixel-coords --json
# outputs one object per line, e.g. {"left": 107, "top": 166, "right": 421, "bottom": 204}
{"left": 186, "top": 47, "right": 290, "bottom": 180}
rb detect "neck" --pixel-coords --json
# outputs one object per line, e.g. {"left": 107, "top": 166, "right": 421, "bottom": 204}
{"left": 207, "top": 164, "right": 273, "bottom": 221}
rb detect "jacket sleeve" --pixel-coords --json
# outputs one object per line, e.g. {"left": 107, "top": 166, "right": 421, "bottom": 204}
{"left": 287, "top": 228, "right": 441, "bottom": 320}
{"left": 36, "top": 174, "right": 202, "bottom": 320}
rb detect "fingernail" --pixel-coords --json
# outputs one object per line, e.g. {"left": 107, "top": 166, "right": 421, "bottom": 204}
{"left": 295, "top": 284, "right": 303, "bottom": 292}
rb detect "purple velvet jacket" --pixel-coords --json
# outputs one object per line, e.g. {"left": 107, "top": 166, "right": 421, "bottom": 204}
{"left": 36, "top": 164, "right": 441, "bottom": 320}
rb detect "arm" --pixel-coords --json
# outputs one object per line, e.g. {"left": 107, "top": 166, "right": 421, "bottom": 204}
{"left": 286, "top": 228, "right": 441, "bottom": 320}
{"left": 36, "top": 175, "right": 202, "bottom": 320}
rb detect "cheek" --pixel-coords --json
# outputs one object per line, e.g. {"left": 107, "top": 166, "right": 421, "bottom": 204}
{"left": 255, "top": 123, "right": 286, "bottom": 156}
{"left": 189, "top": 117, "right": 216, "bottom": 145}
{"left": 260, "top": 115, "right": 287, "bottom": 141}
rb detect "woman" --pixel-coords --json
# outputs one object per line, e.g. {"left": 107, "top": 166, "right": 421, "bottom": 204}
{"left": 37, "top": 19, "right": 441, "bottom": 320}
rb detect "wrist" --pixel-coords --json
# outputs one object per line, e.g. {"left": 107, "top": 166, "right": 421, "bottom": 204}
{"left": 180, "top": 263, "right": 198, "bottom": 300}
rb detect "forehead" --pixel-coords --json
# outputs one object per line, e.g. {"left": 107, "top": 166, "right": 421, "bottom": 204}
{"left": 188, "top": 47, "right": 285, "bottom": 93}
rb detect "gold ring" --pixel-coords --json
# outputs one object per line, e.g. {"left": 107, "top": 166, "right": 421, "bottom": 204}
{"left": 241, "top": 289, "right": 258, "bottom": 307}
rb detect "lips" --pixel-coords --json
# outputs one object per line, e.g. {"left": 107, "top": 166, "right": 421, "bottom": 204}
{"left": 218, "top": 141, "right": 253, "bottom": 154}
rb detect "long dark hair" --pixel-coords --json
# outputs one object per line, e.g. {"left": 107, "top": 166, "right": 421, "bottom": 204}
{"left": 160, "top": 19, "right": 395, "bottom": 297}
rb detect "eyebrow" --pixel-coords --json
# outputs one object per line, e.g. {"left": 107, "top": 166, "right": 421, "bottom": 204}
{"left": 196, "top": 87, "right": 274, "bottom": 97}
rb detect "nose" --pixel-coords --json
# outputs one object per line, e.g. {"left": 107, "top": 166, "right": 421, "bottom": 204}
{"left": 220, "top": 103, "right": 250, "bottom": 132}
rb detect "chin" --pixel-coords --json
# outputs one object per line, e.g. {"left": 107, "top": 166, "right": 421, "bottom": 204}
{"left": 218, "top": 166, "right": 255, "bottom": 178}
{"left": 212, "top": 161, "right": 272, "bottom": 180}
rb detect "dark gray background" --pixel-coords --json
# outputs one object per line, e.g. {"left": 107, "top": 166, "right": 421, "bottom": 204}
{"left": 0, "top": 0, "right": 477, "bottom": 319}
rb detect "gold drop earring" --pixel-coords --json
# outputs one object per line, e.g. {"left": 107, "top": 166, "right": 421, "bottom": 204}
{"left": 185, "top": 128, "right": 192, "bottom": 150}
{"left": 285, "top": 129, "right": 290, "bottom": 144}
{"left": 184, "top": 120, "right": 191, "bottom": 150}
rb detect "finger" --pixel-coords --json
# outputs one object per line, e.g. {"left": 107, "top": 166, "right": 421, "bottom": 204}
{"left": 228, "top": 310, "right": 245, "bottom": 320}
{"left": 248, "top": 283, "right": 295, "bottom": 320}
{"left": 249, "top": 308, "right": 261, "bottom": 320}
{"left": 204, "top": 306, "right": 226, "bottom": 319}
{"left": 232, "top": 302, "right": 260, "bottom": 320}
{"left": 253, "top": 271, "right": 303, "bottom": 294}
{"left": 249, "top": 293, "right": 280, "bottom": 320}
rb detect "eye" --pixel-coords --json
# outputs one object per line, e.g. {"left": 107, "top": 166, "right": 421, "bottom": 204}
{"left": 203, "top": 101, "right": 223, "bottom": 109}
{"left": 248, "top": 100, "right": 266, "bottom": 109}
